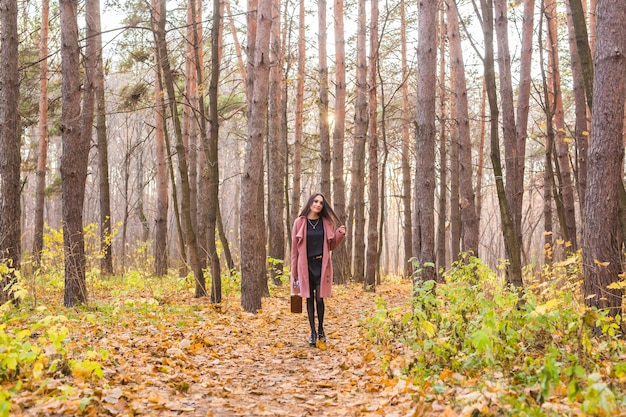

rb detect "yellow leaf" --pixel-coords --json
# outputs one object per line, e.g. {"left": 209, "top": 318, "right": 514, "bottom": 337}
{"left": 564, "top": 138, "right": 572, "bottom": 143}
{"left": 558, "top": 127, "right": 566, "bottom": 133}
{"left": 32, "top": 360, "right": 44, "bottom": 379}
{"left": 594, "top": 259, "right": 610, "bottom": 267}
{"left": 543, "top": 231, "right": 553, "bottom": 236}
{"left": 607, "top": 281, "right": 626, "bottom": 290}
{"left": 586, "top": 294, "right": 597, "bottom": 300}
{"left": 556, "top": 239, "right": 565, "bottom": 245}
{"left": 582, "top": 131, "right": 589, "bottom": 136}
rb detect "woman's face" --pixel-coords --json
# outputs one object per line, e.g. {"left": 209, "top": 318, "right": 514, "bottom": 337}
{"left": 310, "top": 195, "right": 324, "bottom": 216}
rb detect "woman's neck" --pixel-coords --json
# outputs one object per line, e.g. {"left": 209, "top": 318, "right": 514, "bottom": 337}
{"left": 307, "top": 213, "right": 320, "bottom": 220}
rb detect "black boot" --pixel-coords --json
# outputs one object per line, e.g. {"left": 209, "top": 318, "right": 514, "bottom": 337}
{"left": 318, "top": 328, "right": 326, "bottom": 342}
{"left": 309, "top": 331, "right": 317, "bottom": 346}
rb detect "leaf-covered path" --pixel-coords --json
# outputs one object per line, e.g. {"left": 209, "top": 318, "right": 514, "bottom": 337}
{"left": 12, "top": 281, "right": 422, "bottom": 416}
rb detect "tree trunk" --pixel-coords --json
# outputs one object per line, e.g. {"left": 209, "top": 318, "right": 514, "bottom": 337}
{"left": 155, "top": 0, "right": 206, "bottom": 296}
{"left": 332, "top": 0, "right": 350, "bottom": 284}
{"left": 206, "top": 0, "right": 223, "bottom": 302}
{"left": 290, "top": 0, "right": 305, "bottom": 233}
{"left": 545, "top": 0, "right": 577, "bottom": 252}
{"left": 241, "top": 0, "right": 271, "bottom": 313}
{"left": 268, "top": 0, "right": 285, "bottom": 286}
{"left": 318, "top": 0, "right": 331, "bottom": 197}
{"left": 32, "top": 0, "right": 49, "bottom": 267}
{"left": 480, "top": 0, "right": 523, "bottom": 288}
{"left": 437, "top": 8, "right": 448, "bottom": 273}
{"left": 0, "top": 0, "right": 21, "bottom": 303}
{"left": 414, "top": 0, "right": 438, "bottom": 285}
{"left": 568, "top": 0, "right": 594, "bottom": 110}
{"left": 152, "top": 0, "right": 168, "bottom": 277}
{"left": 565, "top": 0, "right": 589, "bottom": 222}
{"left": 582, "top": 0, "right": 625, "bottom": 318}
{"left": 495, "top": 0, "right": 523, "bottom": 259}
{"left": 349, "top": 0, "right": 368, "bottom": 282}
{"left": 447, "top": 0, "right": 479, "bottom": 257}
{"left": 60, "top": 0, "right": 88, "bottom": 306}
{"left": 186, "top": 0, "right": 203, "bottom": 269}
{"left": 225, "top": 0, "right": 247, "bottom": 92}
{"left": 539, "top": 21, "right": 556, "bottom": 266}
{"left": 475, "top": 84, "right": 486, "bottom": 236}
{"left": 365, "top": 0, "right": 379, "bottom": 290}
{"left": 88, "top": 0, "right": 114, "bottom": 275}
{"left": 400, "top": 0, "right": 413, "bottom": 278}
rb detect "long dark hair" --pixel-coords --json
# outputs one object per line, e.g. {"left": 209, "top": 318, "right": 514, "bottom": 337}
{"left": 298, "top": 193, "right": 341, "bottom": 227}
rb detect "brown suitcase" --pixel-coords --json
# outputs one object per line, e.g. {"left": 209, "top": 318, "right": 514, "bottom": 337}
{"left": 290, "top": 295, "right": 302, "bottom": 313}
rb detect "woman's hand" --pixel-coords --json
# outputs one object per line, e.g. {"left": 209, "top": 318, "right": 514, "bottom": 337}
{"left": 337, "top": 225, "right": 346, "bottom": 235}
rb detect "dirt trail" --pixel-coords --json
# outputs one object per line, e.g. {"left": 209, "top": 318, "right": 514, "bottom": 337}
{"left": 182, "top": 283, "right": 417, "bottom": 416}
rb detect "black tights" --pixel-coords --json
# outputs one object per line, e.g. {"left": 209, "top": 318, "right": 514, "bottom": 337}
{"left": 307, "top": 285, "right": 325, "bottom": 336}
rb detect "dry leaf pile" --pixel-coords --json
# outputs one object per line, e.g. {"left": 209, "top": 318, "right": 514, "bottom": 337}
{"left": 6, "top": 281, "right": 425, "bottom": 416}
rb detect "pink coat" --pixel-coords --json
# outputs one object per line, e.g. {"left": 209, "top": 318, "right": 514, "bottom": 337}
{"left": 290, "top": 216, "right": 346, "bottom": 298}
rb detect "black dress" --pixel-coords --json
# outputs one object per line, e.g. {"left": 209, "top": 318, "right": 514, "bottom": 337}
{"left": 306, "top": 217, "right": 324, "bottom": 290}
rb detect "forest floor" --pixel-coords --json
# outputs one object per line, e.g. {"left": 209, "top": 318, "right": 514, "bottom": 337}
{"left": 8, "top": 279, "right": 441, "bottom": 417}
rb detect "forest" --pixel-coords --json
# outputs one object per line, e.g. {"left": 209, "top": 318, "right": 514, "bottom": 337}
{"left": 0, "top": 0, "right": 626, "bottom": 414}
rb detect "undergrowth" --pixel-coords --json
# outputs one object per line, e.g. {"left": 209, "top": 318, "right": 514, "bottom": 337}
{"left": 365, "top": 253, "right": 626, "bottom": 416}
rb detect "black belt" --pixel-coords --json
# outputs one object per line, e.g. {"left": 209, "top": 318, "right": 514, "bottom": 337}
{"left": 309, "top": 254, "right": 323, "bottom": 260}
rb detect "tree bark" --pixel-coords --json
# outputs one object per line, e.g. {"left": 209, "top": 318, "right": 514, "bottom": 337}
{"left": 89, "top": 0, "right": 114, "bottom": 275}
{"left": 290, "top": 0, "right": 305, "bottom": 233}
{"left": 480, "top": 0, "right": 523, "bottom": 288}
{"left": 61, "top": 0, "right": 88, "bottom": 306}
{"left": 400, "top": 0, "right": 413, "bottom": 278}
{"left": 583, "top": 0, "right": 625, "bottom": 318}
{"left": 156, "top": 0, "right": 206, "bottom": 296}
{"left": 448, "top": 0, "right": 479, "bottom": 257}
{"left": 152, "top": 0, "right": 168, "bottom": 277}
{"left": 206, "top": 0, "right": 223, "bottom": 302}
{"left": 414, "top": 0, "right": 438, "bottom": 284}
{"left": 437, "top": 8, "right": 449, "bottom": 272}
{"left": 32, "top": 0, "right": 49, "bottom": 267}
{"left": 241, "top": 0, "right": 271, "bottom": 312}
{"left": 349, "top": 0, "right": 368, "bottom": 282}
{"left": 365, "top": 0, "right": 379, "bottom": 290}
{"left": 318, "top": 0, "right": 331, "bottom": 198}
{"left": 568, "top": 0, "right": 594, "bottom": 110}
{"left": 565, "top": 0, "right": 589, "bottom": 222}
{"left": 268, "top": 0, "right": 285, "bottom": 286}
{"left": 332, "top": 0, "right": 350, "bottom": 284}
{"left": 0, "top": 0, "right": 21, "bottom": 303}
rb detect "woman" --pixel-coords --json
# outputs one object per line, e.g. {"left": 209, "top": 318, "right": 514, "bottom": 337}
{"left": 291, "top": 193, "right": 346, "bottom": 346}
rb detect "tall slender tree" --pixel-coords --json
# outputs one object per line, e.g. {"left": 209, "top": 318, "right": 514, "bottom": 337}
{"left": 89, "top": 0, "right": 114, "bottom": 275}
{"left": 332, "top": 0, "right": 350, "bottom": 284}
{"left": 545, "top": 0, "right": 577, "bottom": 251}
{"left": 447, "top": 0, "right": 479, "bottom": 256}
{"left": 290, "top": 0, "right": 305, "bottom": 231}
{"left": 156, "top": 0, "right": 206, "bottom": 296}
{"left": 349, "top": 0, "right": 368, "bottom": 282}
{"left": 241, "top": 0, "right": 272, "bottom": 312}
{"left": 582, "top": 0, "right": 625, "bottom": 319}
{"left": 0, "top": 0, "right": 21, "bottom": 303}
{"left": 152, "top": 0, "right": 168, "bottom": 277}
{"left": 32, "top": 0, "right": 50, "bottom": 267}
{"left": 60, "top": 0, "right": 88, "bottom": 306}
{"left": 565, "top": 0, "right": 588, "bottom": 217}
{"left": 400, "top": 0, "right": 413, "bottom": 278}
{"left": 365, "top": 0, "right": 379, "bottom": 290}
{"left": 414, "top": 0, "right": 438, "bottom": 284}
{"left": 268, "top": 0, "right": 285, "bottom": 286}
{"left": 479, "top": 0, "right": 523, "bottom": 288}
{"left": 318, "top": 0, "right": 331, "bottom": 197}
{"left": 437, "top": 8, "right": 448, "bottom": 273}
